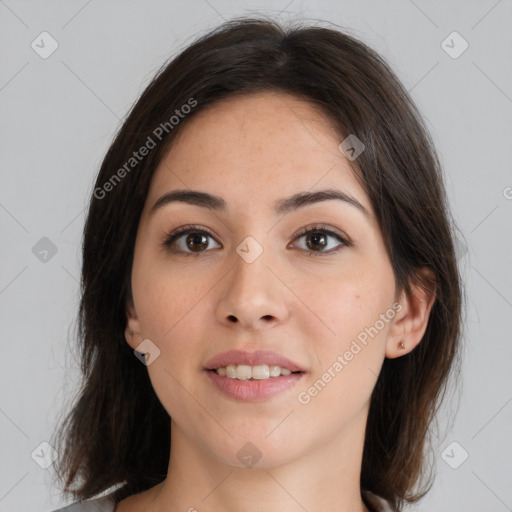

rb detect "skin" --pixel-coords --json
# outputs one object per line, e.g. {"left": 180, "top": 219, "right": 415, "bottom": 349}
{"left": 119, "top": 91, "right": 435, "bottom": 512}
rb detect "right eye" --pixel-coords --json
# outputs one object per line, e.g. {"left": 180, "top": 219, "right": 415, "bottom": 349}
{"left": 163, "top": 224, "right": 222, "bottom": 256}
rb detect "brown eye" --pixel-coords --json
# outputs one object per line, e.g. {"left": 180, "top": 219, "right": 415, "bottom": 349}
{"left": 163, "top": 225, "right": 221, "bottom": 256}
{"left": 305, "top": 231, "right": 328, "bottom": 251}
{"left": 185, "top": 232, "right": 209, "bottom": 252}
{"left": 293, "top": 225, "right": 351, "bottom": 256}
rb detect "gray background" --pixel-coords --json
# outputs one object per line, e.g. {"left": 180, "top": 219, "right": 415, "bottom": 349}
{"left": 1, "top": 1, "right": 511, "bottom": 511}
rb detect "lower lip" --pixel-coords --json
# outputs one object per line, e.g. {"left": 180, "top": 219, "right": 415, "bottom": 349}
{"left": 205, "top": 370, "right": 304, "bottom": 402}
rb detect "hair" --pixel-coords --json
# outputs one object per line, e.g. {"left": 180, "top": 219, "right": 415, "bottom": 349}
{"left": 51, "top": 15, "right": 464, "bottom": 511}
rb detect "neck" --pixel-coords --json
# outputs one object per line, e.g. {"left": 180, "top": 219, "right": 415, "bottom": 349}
{"left": 151, "top": 405, "right": 371, "bottom": 512}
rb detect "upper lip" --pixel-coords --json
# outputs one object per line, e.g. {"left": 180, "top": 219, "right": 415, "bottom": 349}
{"left": 204, "top": 349, "right": 306, "bottom": 372}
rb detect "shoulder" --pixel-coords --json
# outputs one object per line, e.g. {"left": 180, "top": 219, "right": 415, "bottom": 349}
{"left": 362, "top": 489, "right": 396, "bottom": 512}
{"left": 51, "top": 494, "right": 116, "bottom": 512}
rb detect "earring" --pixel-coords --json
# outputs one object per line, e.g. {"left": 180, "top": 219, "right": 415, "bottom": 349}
{"left": 398, "top": 341, "right": 405, "bottom": 349}
{"left": 130, "top": 330, "right": 134, "bottom": 336}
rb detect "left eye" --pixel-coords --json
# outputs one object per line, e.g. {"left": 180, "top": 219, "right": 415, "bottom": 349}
{"left": 292, "top": 226, "right": 350, "bottom": 255}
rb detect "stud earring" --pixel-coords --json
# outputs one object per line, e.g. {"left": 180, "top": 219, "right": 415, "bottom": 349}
{"left": 398, "top": 341, "right": 405, "bottom": 349}
{"left": 130, "top": 330, "right": 134, "bottom": 336}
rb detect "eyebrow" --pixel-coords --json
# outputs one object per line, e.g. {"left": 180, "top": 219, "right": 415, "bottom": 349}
{"left": 149, "top": 188, "right": 370, "bottom": 218}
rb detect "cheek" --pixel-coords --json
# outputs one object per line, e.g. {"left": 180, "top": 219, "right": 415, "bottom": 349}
{"left": 132, "top": 276, "right": 211, "bottom": 422}
{"left": 295, "top": 278, "right": 391, "bottom": 421}
{"left": 131, "top": 245, "right": 217, "bottom": 365}
{"left": 296, "top": 266, "right": 393, "bottom": 342}
{"left": 132, "top": 243, "right": 211, "bottom": 340}
{"left": 294, "top": 261, "right": 394, "bottom": 398}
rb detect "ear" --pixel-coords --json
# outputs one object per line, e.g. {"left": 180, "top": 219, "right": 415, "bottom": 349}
{"left": 385, "top": 267, "right": 436, "bottom": 359}
{"left": 125, "top": 296, "right": 142, "bottom": 351}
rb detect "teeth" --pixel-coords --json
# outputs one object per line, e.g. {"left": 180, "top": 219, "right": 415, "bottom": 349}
{"left": 215, "top": 364, "right": 295, "bottom": 380}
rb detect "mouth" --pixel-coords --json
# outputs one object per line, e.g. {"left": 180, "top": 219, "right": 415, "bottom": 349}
{"left": 204, "top": 366, "right": 305, "bottom": 402}
{"left": 207, "top": 364, "right": 304, "bottom": 380}
{"left": 203, "top": 349, "right": 307, "bottom": 402}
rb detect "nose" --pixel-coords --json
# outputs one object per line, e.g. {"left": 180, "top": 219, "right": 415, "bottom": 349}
{"left": 215, "top": 244, "right": 290, "bottom": 331}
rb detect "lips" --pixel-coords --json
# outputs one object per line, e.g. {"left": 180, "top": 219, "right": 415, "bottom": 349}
{"left": 204, "top": 349, "right": 306, "bottom": 373}
{"left": 206, "top": 370, "right": 304, "bottom": 402}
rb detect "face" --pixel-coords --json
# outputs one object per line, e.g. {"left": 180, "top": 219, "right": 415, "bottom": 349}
{"left": 126, "top": 91, "right": 399, "bottom": 468}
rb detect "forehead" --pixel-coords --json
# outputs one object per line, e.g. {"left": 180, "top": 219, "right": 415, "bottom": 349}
{"left": 144, "top": 91, "right": 371, "bottom": 217}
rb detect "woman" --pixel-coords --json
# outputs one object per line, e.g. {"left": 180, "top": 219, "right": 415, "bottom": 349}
{"left": 51, "top": 15, "right": 463, "bottom": 512}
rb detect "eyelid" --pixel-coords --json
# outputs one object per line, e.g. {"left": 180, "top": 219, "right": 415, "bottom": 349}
{"left": 291, "top": 224, "right": 351, "bottom": 246}
{"left": 289, "top": 224, "right": 352, "bottom": 256}
{"left": 162, "top": 224, "right": 219, "bottom": 251}
{"left": 162, "top": 223, "right": 351, "bottom": 256}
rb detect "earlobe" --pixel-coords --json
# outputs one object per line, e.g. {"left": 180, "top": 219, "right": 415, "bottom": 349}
{"left": 124, "top": 326, "right": 137, "bottom": 350}
{"left": 125, "top": 300, "right": 141, "bottom": 350}
{"left": 385, "top": 267, "right": 436, "bottom": 359}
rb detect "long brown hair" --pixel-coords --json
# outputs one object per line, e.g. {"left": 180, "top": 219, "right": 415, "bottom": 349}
{"left": 50, "top": 16, "right": 464, "bottom": 510}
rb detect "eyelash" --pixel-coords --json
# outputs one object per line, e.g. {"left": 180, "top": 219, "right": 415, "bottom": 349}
{"left": 162, "top": 223, "right": 352, "bottom": 257}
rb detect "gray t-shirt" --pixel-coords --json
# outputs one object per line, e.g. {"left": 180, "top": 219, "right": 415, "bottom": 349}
{"left": 52, "top": 488, "right": 395, "bottom": 511}
{"left": 51, "top": 494, "right": 115, "bottom": 512}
